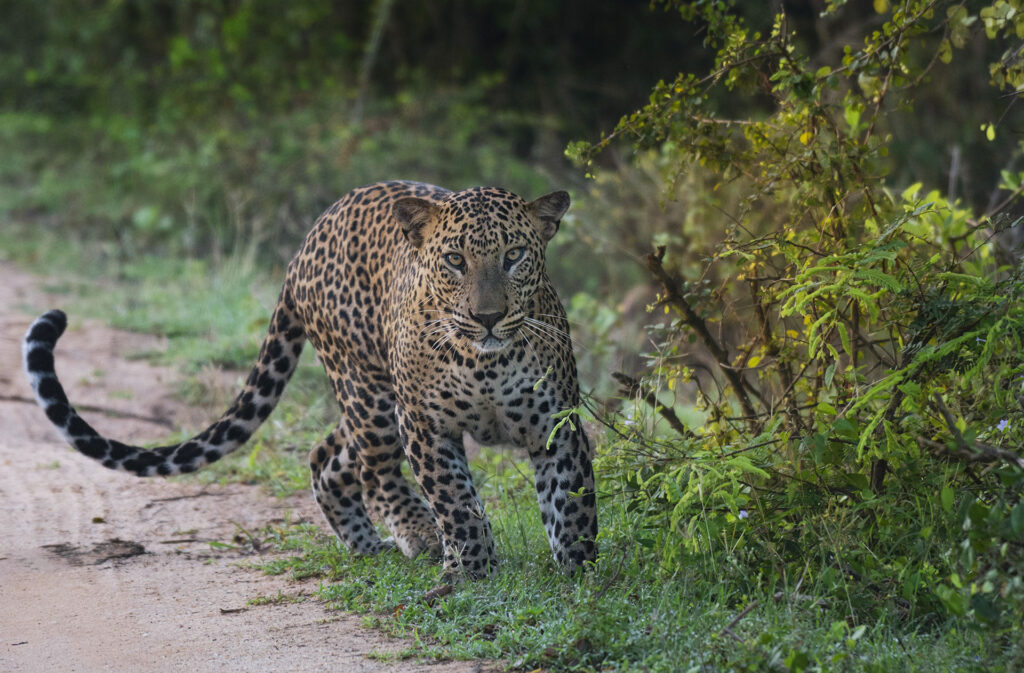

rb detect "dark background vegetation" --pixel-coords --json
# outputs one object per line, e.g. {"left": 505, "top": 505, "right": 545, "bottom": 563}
{"left": 4, "top": 1, "right": 1018, "bottom": 247}
{"left": 3, "top": 1, "right": 1023, "bottom": 671}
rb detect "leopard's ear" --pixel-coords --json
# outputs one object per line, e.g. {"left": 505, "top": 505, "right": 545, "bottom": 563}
{"left": 393, "top": 197, "right": 437, "bottom": 249}
{"left": 527, "top": 190, "right": 570, "bottom": 242}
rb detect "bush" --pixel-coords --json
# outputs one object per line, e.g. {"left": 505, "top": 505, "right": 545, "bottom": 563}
{"left": 571, "top": 0, "right": 1024, "bottom": 637}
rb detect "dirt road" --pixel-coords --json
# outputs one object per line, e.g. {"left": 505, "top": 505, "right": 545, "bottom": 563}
{"left": 0, "top": 262, "right": 493, "bottom": 673}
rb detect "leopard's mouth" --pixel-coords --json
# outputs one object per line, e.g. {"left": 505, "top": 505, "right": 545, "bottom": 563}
{"left": 473, "top": 334, "right": 509, "bottom": 352}
{"left": 455, "top": 317, "right": 518, "bottom": 353}
{"left": 453, "top": 325, "right": 508, "bottom": 352}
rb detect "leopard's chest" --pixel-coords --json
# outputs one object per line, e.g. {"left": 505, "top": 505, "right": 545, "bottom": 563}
{"left": 395, "top": 339, "right": 556, "bottom": 443}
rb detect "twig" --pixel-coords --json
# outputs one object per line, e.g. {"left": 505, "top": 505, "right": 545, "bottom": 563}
{"left": 646, "top": 246, "right": 759, "bottom": 422}
{"left": 0, "top": 394, "right": 175, "bottom": 429}
{"left": 931, "top": 394, "right": 966, "bottom": 449}
{"left": 611, "top": 372, "right": 693, "bottom": 438}
{"left": 751, "top": 279, "right": 805, "bottom": 431}
{"left": 928, "top": 394, "right": 1024, "bottom": 470}
{"left": 589, "top": 547, "right": 628, "bottom": 601}
{"left": 718, "top": 599, "right": 762, "bottom": 643}
{"left": 920, "top": 437, "right": 1024, "bottom": 471}
{"left": 871, "top": 372, "right": 908, "bottom": 493}
{"left": 145, "top": 491, "right": 229, "bottom": 505}
{"left": 853, "top": 326, "right": 897, "bottom": 370}
{"left": 158, "top": 538, "right": 204, "bottom": 544}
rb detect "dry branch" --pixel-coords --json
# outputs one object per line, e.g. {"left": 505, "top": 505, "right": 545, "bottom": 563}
{"left": 0, "top": 394, "right": 174, "bottom": 429}
{"left": 612, "top": 371, "right": 693, "bottom": 438}
{"left": 645, "top": 246, "right": 759, "bottom": 421}
{"left": 927, "top": 394, "right": 1024, "bottom": 470}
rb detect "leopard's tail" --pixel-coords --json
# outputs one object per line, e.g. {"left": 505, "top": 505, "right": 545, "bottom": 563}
{"left": 22, "top": 293, "right": 305, "bottom": 477}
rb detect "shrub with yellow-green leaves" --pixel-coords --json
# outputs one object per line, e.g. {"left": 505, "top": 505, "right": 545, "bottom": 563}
{"left": 571, "top": 0, "right": 1024, "bottom": 633}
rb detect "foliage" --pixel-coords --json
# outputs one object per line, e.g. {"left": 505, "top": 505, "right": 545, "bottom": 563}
{"left": 1, "top": 0, "right": 361, "bottom": 122}
{"left": 0, "top": 0, "right": 694, "bottom": 153}
{"left": 0, "top": 0, "right": 691, "bottom": 269}
{"left": 569, "top": 0, "right": 1024, "bottom": 641}
{"left": 251, "top": 448, "right": 1002, "bottom": 672}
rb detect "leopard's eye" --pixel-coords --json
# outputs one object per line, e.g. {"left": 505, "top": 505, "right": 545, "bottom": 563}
{"left": 444, "top": 252, "right": 465, "bottom": 270}
{"left": 504, "top": 247, "right": 525, "bottom": 269}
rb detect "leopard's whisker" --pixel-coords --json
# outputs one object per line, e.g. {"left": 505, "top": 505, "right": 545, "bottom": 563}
{"left": 529, "top": 312, "right": 589, "bottom": 328}
{"left": 522, "top": 324, "right": 557, "bottom": 352}
{"left": 442, "top": 330, "right": 461, "bottom": 360}
{"left": 518, "top": 328, "right": 542, "bottom": 363}
{"left": 420, "top": 321, "right": 450, "bottom": 331}
{"left": 524, "top": 317, "right": 586, "bottom": 352}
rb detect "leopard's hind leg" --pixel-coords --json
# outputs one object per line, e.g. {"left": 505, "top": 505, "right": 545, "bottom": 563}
{"left": 309, "top": 425, "right": 390, "bottom": 554}
{"left": 313, "top": 363, "right": 439, "bottom": 558}
{"left": 352, "top": 389, "right": 440, "bottom": 558}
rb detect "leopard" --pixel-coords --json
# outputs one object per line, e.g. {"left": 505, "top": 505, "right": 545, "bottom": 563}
{"left": 23, "top": 180, "right": 597, "bottom": 580}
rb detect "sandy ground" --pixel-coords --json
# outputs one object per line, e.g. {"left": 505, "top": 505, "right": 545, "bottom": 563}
{"left": 0, "top": 261, "right": 498, "bottom": 673}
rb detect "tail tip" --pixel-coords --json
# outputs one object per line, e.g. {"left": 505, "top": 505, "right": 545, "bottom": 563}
{"left": 26, "top": 309, "right": 68, "bottom": 346}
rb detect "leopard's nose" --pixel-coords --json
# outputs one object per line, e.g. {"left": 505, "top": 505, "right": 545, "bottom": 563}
{"left": 470, "top": 310, "right": 505, "bottom": 329}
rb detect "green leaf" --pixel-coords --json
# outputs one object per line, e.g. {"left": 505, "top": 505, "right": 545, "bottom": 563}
{"left": 843, "top": 103, "right": 862, "bottom": 132}
{"left": 845, "top": 472, "right": 869, "bottom": 490}
{"left": 854, "top": 267, "right": 902, "bottom": 293}
{"left": 883, "top": 420, "right": 900, "bottom": 454}
{"left": 898, "top": 381, "right": 921, "bottom": 398}
{"left": 941, "top": 486, "right": 955, "bottom": 514}
{"left": 824, "top": 362, "right": 837, "bottom": 388}
{"left": 901, "top": 182, "right": 923, "bottom": 200}
{"left": 938, "top": 39, "right": 953, "bottom": 64}
{"left": 837, "top": 322, "right": 852, "bottom": 358}
{"left": 785, "top": 650, "right": 810, "bottom": 672}
{"left": 970, "top": 594, "right": 999, "bottom": 623}
{"left": 834, "top": 418, "right": 858, "bottom": 439}
{"left": 725, "top": 455, "right": 770, "bottom": 479}
{"left": 1012, "top": 502, "right": 1024, "bottom": 534}
{"left": 935, "top": 584, "right": 966, "bottom": 616}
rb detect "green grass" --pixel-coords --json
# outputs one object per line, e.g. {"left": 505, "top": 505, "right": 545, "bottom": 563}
{"left": 250, "top": 449, "right": 1005, "bottom": 672}
{"left": 190, "top": 352, "right": 336, "bottom": 497}
{"left": 3, "top": 224, "right": 1016, "bottom": 673}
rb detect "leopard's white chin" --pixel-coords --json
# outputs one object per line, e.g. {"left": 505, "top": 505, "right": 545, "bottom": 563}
{"left": 473, "top": 335, "right": 509, "bottom": 353}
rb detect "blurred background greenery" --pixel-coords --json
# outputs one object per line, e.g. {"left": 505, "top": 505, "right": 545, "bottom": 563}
{"left": 2, "top": 1, "right": 1017, "bottom": 262}
{"left": 0, "top": 0, "right": 687, "bottom": 262}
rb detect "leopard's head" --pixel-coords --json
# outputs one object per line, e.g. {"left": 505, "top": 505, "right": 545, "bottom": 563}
{"left": 393, "top": 186, "right": 569, "bottom": 353}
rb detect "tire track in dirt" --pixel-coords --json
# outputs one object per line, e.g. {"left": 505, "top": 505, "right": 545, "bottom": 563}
{"left": 0, "top": 261, "right": 496, "bottom": 673}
